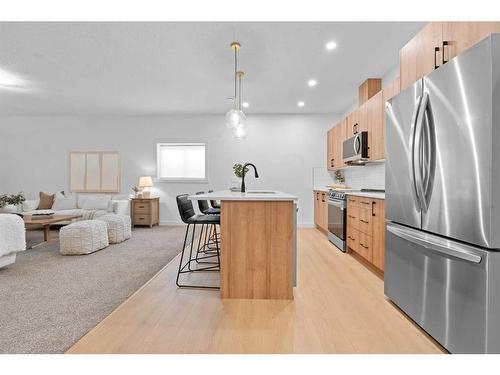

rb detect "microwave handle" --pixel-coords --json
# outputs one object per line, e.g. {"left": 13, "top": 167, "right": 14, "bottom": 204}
{"left": 353, "top": 133, "right": 361, "bottom": 154}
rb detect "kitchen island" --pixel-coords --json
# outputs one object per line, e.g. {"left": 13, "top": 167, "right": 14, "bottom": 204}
{"left": 189, "top": 190, "right": 297, "bottom": 300}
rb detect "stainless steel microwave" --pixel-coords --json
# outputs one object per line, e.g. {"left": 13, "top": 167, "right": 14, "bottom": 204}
{"left": 342, "top": 131, "right": 368, "bottom": 165}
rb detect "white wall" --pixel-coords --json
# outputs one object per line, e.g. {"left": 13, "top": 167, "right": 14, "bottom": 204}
{"left": 0, "top": 114, "right": 339, "bottom": 225}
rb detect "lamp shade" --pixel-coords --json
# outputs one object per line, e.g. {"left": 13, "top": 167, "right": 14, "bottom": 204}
{"left": 138, "top": 176, "right": 153, "bottom": 188}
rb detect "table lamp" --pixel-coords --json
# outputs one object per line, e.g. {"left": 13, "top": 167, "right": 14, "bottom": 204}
{"left": 138, "top": 176, "right": 153, "bottom": 198}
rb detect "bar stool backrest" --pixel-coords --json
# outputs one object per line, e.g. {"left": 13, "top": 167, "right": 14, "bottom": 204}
{"left": 208, "top": 190, "right": 219, "bottom": 209}
{"left": 176, "top": 194, "right": 196, "bottom": 224}
{"left": 195, "top": 191, "right": 211, "bottom": 213}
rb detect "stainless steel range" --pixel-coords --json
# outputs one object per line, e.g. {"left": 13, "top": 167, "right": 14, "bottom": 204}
{"left": 327, "top": 189, "right": 346, "bottom": 252}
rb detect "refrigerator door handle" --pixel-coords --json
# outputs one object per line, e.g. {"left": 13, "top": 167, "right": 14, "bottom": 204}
{"left": 414, "top": 92, "right": 430, "bottom": 212}
{"left": 409, "top": 94, "right": 423, "bottom": 212}
{"left": 387, "top": 223, "right": 482, "bottom": 264}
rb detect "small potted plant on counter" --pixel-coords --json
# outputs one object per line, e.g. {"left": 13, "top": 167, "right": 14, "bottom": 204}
{"left": 0, "top": 192, "right": 26, "bottom": 214}
{"left": 231, "top": 163, "right": 249, "bottom": 191}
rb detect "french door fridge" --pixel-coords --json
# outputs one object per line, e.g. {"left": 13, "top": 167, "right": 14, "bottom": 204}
{"left": 385, "top": 34, "right": 500, "bottom": 353}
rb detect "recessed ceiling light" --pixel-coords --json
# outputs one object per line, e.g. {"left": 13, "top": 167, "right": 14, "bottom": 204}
{"left": 325, "top": 41, "right": 337, "bottom": 51}
{"left": 308, "top": 79, "right": 317, "bottom": 87}
{"left": 242, "top": 101, "right": 249, "bottom": 108}
{"left": 0, "top": 67, "right": 25, "bottom": 88}
{"left": 297, "top": 101, "right": 305, "bottom": 108}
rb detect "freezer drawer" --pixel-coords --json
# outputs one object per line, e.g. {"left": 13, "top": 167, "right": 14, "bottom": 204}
{"left": 384, "top": 223, "right": 500, "bottom": 353}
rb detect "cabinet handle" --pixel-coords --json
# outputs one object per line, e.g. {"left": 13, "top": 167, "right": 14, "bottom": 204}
{"left": 442, "top": 40, "right": 449, "bottom": 64}
{"left": 371, "top": 201, "right": 375, "bottom": 217}
{"left": 360, "top": 219, "right": 369, "bottom": 224}
{"left": 434, "top": 46, "right": 440, "bottom": 69}
{"left": 360, "top": 244, "right": 368, "bottom": 249}
{"left": 361, "top": 201, "right": 370, "bottom": 205}
{"left": 353, "top": 123, "right": 359, "bottom": 134}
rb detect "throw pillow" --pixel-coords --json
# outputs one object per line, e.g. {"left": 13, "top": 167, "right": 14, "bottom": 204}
{"left": 52, "top": 192, "right": 77, "bottom": 210}
{"left": 38, "top": 192, "right": 55, "bottom": 209}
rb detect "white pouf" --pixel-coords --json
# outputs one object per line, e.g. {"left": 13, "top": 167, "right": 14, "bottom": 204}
{"left": 59, "top": 220, "right": 109, "bottom": 255}
{"left": 98, "top": 214, "right": 132, "bottom": 244}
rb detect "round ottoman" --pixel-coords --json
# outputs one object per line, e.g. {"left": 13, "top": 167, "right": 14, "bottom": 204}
{"left": 98, "top": 214, "right": 132, "bottom": 244}
{"left": 59, "top": 220, "right": 109, "bottom": 255}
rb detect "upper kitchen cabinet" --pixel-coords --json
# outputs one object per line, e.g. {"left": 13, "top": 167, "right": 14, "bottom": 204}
{"left": 400, "top": 22, "right": 500, "bottom": 91}
{"left": 327, "top": 127, "right": 335, "bottom": 170}
{"left": 382, "top": 77, "right": 400, "bottom": 103}
{"left": 400, "top": 22, "right": 443, "bottom": 91}
{"left": 358, "top": 78, "right": 381, "bottom": 106}
{"left": 442, "top": 22, "right": 500, "bottom": 61}
{"left": 327, "top": 119, "right": 346, "bottom": 170}
{"left": 365, "top": 91, "right": 384, "bottom": 161}
{"left": 346, "top": 109, "right": 360, "bottom": 138}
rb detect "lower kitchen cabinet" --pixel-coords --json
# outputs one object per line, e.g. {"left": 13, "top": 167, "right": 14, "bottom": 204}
{"left": 346, "top": 195, "right": 385, "bottom": 273}
{"left": 313, "top": 190, "right": 328, "bottom": 232}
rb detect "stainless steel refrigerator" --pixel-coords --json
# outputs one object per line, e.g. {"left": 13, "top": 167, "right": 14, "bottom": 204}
{"left": 385, "top": 34, "right": 500, "bottom": 353}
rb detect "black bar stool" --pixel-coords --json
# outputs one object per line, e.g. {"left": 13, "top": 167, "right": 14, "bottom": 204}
{"left": 175, "top": 194, "right": 220, "bottom": 289}
{"left": 196, "top": 191, "right": 220, "bottom": 215}
{"left": 196, "top": 191, "right": 220, "bottom": 250}
{"left": 208, "top": 190, "right": 221, "bottom": 209}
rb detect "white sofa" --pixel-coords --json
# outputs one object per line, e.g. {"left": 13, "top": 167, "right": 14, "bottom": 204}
{"left": 0, "top": 214, "right": 26, "bottom": 268}
{"left": 20, "top": 193, "right": 130, "bottom": 224}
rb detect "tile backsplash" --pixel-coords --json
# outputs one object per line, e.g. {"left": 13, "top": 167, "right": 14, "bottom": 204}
{"left": 313, "top": 162, "right": 385, "bottom": 190}
{"left": 343, "top": 162, "right": 385, "bottom": 189}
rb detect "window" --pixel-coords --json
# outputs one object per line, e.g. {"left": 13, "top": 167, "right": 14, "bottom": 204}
{"left": 157, "top": 143, "right": 207, "bottom": 182}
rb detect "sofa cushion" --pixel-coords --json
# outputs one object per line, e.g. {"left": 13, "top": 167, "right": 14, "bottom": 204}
{"left": 22, "top": 199, "right": 39, "bottom": 212}
{"left": 52, "top": 192, "right": 77, "bottom": 210}
{"left": 81, "top": 196, "right": 110, "bottom": 210}
{"left": 38, "top": 192, "right": 55, "bottom": 209}
{"left": 77, "top": 194, "right": 111, "bottom": 209}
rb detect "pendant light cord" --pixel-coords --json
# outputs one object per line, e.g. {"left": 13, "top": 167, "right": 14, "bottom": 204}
{"left": 234, "top": 47, "right": 238, "bottom": 110}
{"left": 238, "top": 73, "right": 242, "bottom": 111}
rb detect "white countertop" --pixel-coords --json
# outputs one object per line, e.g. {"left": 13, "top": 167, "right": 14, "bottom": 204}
{"left": 346, "top": 191, "right": 385, "bottom": 200}
{"left": 188, "top": 190, "right": 298, "bottom": 201}
{"left": 313, "top": 186, "right": 330, "bottom": 193}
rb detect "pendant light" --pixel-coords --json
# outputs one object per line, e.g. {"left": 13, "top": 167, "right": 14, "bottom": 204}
{"left": 225, "top": 41, "right": 246, "bottom": 129}
{"left": 232, "top": 70, "right": 247, "bottom": 139}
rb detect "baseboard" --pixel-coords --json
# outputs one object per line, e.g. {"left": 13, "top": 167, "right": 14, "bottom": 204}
{"left": 159, "top": 221, "right": 184, "bottom": 226}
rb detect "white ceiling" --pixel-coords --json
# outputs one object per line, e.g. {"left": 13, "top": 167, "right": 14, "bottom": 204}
{"left": 0, "top": 22, "right": 424, "bottom": 116}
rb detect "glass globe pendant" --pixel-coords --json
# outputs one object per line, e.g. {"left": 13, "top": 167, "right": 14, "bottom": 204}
{"left": 225, "top": 108, "right": 246, "bottom": 129}
{"left": 232, "top": 123, "right": 247, "bottom": 140}
{"left": 225, "top": 42, "right": 247, "bottom": 133}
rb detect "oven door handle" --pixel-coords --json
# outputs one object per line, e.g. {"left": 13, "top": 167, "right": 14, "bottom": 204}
{"left": 328, "top": 200, "right": 345, "bottom": 209}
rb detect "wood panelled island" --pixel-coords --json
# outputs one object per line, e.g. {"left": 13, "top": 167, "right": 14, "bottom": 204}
{"left": 189, "top": 190, "right": 297, "bottom": 300}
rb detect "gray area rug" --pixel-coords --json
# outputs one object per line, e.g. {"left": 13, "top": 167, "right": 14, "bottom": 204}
{"left": 0, "top": 225, "right": 187, "bottom": 354}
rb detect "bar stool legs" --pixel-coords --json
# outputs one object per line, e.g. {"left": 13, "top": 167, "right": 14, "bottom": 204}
{"left": 176, "top": 223, "right": 220, "bottom": 289}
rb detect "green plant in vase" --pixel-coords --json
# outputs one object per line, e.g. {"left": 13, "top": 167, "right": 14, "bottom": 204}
{"left": 0, "top": 192, "right": 26, "bottom": 213}
{"left": 334, "top": 170, "right": 345, "bottom": 184}
{"left": 231, "top": 163, "right": 249, "bottom": 191}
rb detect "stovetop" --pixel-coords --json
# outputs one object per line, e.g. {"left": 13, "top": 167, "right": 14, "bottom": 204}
{"left": 329, "top": 188, "right": 385, "bottom": 201}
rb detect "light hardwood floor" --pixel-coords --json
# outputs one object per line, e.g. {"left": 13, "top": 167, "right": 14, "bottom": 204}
{"left": 67, "top": 228, "right": 446, "bottom": 354}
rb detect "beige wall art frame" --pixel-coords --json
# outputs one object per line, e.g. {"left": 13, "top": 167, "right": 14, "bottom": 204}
{"left": 69, "top": 151, "right": 121, "bottom": 193}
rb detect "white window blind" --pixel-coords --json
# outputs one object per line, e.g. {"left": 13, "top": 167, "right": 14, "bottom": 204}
{"left": 157, "top": 143, "right": 207, "bottom": 182}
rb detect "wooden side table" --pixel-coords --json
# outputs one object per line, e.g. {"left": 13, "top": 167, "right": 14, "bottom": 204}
{"left": 131, "top": 197, "right": 160, "bottom": 228}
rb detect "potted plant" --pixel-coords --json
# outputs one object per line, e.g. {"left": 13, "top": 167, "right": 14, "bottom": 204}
{"left": 0, "top": 192, "right": 26, "bottom": 214}
{"left": 231, "top": 163, "right": 249, "bottom": 191}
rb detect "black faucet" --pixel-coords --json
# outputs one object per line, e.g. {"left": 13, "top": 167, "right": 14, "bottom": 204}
{"left": 241, "top": 163, "right": 259, "bottom": 193}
